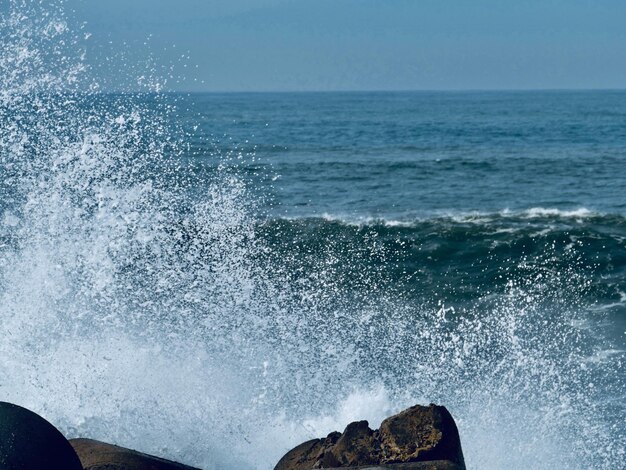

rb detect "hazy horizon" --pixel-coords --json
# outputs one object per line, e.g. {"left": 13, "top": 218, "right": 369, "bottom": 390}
{"left": 162, "top": 88, "right": 626, "bottom": 93}
{"left": 93, "top": 89, "right": 626, "bottom": 96}
{"left": 64, "top": 0, "right": 626, "bottom": 92}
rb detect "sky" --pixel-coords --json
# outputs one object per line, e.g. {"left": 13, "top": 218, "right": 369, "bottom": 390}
{"left": 63, "top": 0, "right": 626, "bottom": 92}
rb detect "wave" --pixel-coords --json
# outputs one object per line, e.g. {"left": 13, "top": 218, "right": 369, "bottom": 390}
{"left": 300, "top": 207, "right": 618, "bottom": 228}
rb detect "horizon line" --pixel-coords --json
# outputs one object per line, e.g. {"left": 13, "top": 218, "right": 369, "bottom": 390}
{"left": 102, "top": 87, "right": 626, "bottom": 95}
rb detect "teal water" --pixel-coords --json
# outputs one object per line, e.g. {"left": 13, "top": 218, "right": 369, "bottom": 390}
{"left": 179, "top": 89, "right": 626, "bottom": 354}
{"left": 182, "top": 91, "right": 626, "bottom": 217}
{"left": 0, "top": 2, "right": 625, "bottom": 469}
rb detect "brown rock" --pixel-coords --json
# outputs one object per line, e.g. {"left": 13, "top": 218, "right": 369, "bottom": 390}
{"left": 275, "top": 431, "right": 343, "bottom": 470}
{"left": 69, "top": 438, "right": 200, "bottom": 470}
{"left": 275, "top": 439, "right": 325, "bottom": 470}
{"left": 274, "top": 403, "right": 465, "bottom": 470}
{"left": 328, "top": 421, "right": 378, "bottom": 467}
{"left": 378, "top": 405, "right": 464, "bottom": 466}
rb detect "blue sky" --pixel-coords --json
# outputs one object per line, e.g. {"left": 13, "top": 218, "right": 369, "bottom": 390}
{"left": 65, "top": 0, "right": 626, "bottom": 91}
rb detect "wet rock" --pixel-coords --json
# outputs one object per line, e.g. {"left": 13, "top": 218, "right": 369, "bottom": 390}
{"left": 69, "top": 438, "right": 200, "bottom": 470}
{"left": 274, "top": 404, "right": 465, "bottom": 470}
{"left": 275, "top": 431, "right": 343, "bottom": 470}
{"left": 378, "top": 405, "right": 464, "bottom": 466}
{"left": 275, "top": 439, "right": 326, "bottom": 470}
{"left": 328, "top": 421, "right": 378, "bottom": 467}
{"left": 0, "top": 401, "right": 83, "bottom": 470}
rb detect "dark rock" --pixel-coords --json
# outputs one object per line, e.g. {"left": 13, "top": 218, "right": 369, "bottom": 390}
{"left": 378, "top": 405, "right": 464, "bottom": 466}
{"left": 274, "top": 404, "right": 465, "bottom": 470}
{"left": 328, "top": 421, "right": 378, "bottom": 467}
{"left": 69, "top": 438, "right": 200, "bottom": 470}
{"left": 275, "top": 431, "right": 344, "bottom": 470}
{"left": 275, "top": 439, "right": 325, "bottom": 470}
{"left": 315, "top": 432, "right": 343, "bottom": 468}
{"left": 0, "top": 401, "right": 83, "bottom": 469}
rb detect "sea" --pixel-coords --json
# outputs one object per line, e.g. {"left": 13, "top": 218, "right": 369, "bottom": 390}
{"left": 1, "top": 3, "right": 625, "bottom": 469}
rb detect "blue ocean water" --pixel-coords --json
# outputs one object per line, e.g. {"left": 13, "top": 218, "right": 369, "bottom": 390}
{"left": 180, "top": 89, "right": 626, "bottom": 348}
{"left": 1, "top": 3, "right": 625, "bottom": 469}
{"left": 181, "top": 90, "right": 626, "bottom": 217}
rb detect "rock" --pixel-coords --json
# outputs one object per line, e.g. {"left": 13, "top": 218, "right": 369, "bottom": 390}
{"left": 69, "top": 438, "right": 201, "bottom": 470}
{"left": 328, "top": 421, "right": 378, "bottom": 467}
{"left": 274, "top": 404, "right": 465, "bottom": 470}
{"left": 0, "top": 401, "right": 83, "bottom": 469}
{"left": 275, "top": 432, "right": 343, "bottom": 470}
{"left": 275, "top": 439, "right": 326, "bottom": 470}
{"left": 378, "top": 405, "right": 464, "bottom": 466}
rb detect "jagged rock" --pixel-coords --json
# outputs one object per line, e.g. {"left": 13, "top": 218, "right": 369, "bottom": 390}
{"left": 379, "top": 405, "right": 464, "bottom": 466}
{"left": 328, "top": 421, "right": 378, "bottom": 467}
{"left": 69, "top": 438, "right": 200, "bottom": 470}
{"left": 273, "top": 431, "right": 342, "bottom": 470}
{"left": 276, "top": 439, "right": 326, "bottom": 470}
{"left": 0, "top": 401, "right": 83, "bottom": 470}
{"left": 274, "top": 404, "right": 465, "bottom": 470}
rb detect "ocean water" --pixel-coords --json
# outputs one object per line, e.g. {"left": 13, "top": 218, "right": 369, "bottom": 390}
{"left": 1, "top": 2, "right": 625, "bottom": 469}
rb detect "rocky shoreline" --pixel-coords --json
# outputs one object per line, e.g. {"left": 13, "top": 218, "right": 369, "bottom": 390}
{"left": 0, "top": 401, "right": 465, "bottom": 469}
{"left": 0, "top": 401, "right": 200, "bottom": 470}
{"left": 275, "top": 404, "right": 465, "bottom": 470}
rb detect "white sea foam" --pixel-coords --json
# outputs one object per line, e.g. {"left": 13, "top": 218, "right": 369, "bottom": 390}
{"left": 300, "top": 387, "right": 395, "bottom": 436}
{"left": 298, "top": 207, "right": 606, "bottom": 228}
{"left": 520, "top": 207, "right": 596, "bottom": 219}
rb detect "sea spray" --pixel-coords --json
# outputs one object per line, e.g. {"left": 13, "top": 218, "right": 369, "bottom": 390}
{"left": 1, "top": 1, "right": 624, "bottom": 469}
{"left": 0, "top": 1, "right": 264, "bottom": 466}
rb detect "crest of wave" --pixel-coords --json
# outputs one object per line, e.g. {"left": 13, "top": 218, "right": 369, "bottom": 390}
{"left": 0, "top": 2, "right": 623, "bottom": 469}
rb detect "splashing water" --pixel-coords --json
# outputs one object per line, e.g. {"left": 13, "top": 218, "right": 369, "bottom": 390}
{"left": 1, "top": 2, "right": 624, "bottom": 469}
